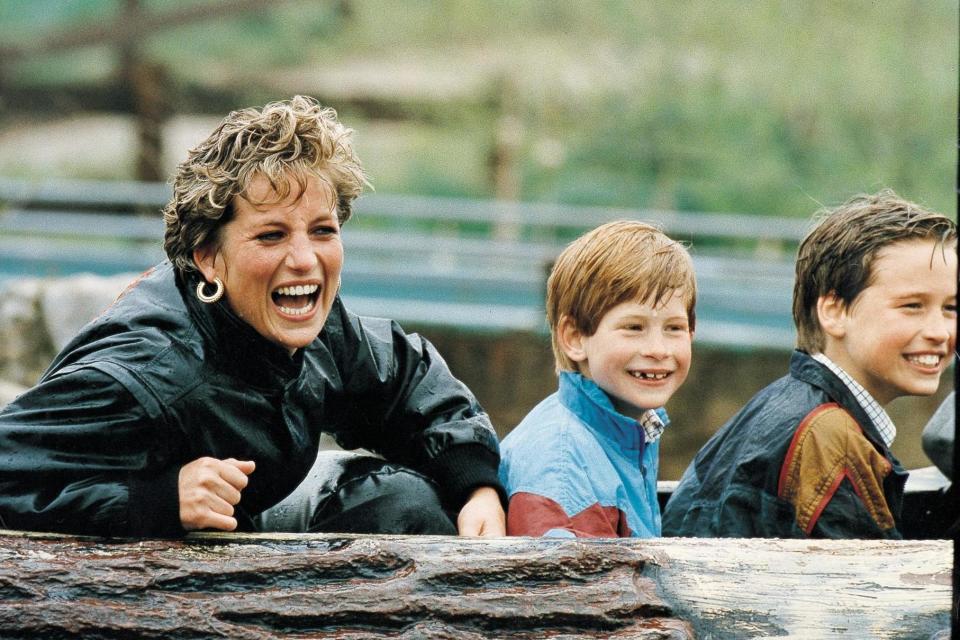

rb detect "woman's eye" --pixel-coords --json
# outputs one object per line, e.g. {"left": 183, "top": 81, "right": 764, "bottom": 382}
{"left": 257, "top": 231, "right": 283, "bottom": 242}
{"left": 312, "top": 225, "right": 338, "bottom": 237}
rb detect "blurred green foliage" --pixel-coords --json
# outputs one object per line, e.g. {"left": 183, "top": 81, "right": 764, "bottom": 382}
{"left": 0, "top": 0, "right": 955, "bottom": 217}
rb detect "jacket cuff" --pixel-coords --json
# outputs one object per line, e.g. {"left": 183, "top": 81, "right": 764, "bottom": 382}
{"left": 430, "top": 444, "right": 508, "bottom": 510}
{"left": 127, "top": 467, "right": 185, "bottom": 537}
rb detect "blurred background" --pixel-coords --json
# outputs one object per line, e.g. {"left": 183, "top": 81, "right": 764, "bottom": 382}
{"left": 0, "top": 0, "right": 955, "bottom": 479}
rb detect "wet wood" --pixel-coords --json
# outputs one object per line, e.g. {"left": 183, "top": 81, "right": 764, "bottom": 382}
{"left": 0, "top": 530, "right": 950, "bottom": 639}
{"left": 648, "top": 537, "right": 953, "bottom": 639}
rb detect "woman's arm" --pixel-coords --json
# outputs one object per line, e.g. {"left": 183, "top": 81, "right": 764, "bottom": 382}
{"left": 0, "top": 367, "right": 185, "bottom": 536}
{"left": 320, "top": 303, "right": 506, "bottom": 516}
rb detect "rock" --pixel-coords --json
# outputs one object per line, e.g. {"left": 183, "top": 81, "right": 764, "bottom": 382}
{"left": 0, "top": 272, "right": 137, "bottom": 385}
{"left": 41, "top": 272, "right": 138, "bottom": 351}
{"left": 0, "top": 379, "right": 26, "bottom": 408}
{"left": 0, "top": 279, "right": 52, "bottom": 386}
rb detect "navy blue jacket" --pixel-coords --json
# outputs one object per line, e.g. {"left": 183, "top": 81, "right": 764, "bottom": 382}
{"left": 662, "top": 351, "right": 907, "bottom": 539}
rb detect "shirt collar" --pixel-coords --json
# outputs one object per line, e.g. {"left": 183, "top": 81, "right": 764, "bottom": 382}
{"left": 811, "top": 352, "right": 897, "bottom": 446}
{"left": 558, "top": 371, "right": 669, "bottom": 447}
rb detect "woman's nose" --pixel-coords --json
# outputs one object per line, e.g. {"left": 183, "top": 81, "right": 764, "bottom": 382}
{"left": 285, "top": 233, "right": 318, "bottom": 270}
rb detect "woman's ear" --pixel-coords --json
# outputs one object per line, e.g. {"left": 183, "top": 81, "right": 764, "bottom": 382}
{"left": 558, "top": 315, "right": 588, "bottom": 364}
{"left": 192, "top": 243, "right": 219, "bottom": 283}
{"left": 816, "top": 292, "right": 847, "bottom": 340}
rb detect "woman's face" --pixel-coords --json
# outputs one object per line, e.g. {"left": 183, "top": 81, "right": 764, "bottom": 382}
{"left": 194, "top": 174, "right": 343, "bottom": 353}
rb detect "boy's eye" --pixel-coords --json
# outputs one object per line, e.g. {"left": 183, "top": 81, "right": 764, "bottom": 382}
{"left": 945, "top": 303, "right": 957, "bottom": 315}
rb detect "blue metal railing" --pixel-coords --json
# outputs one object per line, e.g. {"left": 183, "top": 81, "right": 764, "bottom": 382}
{"left": 0, "top": 177, "right": 801, "bottom": 348}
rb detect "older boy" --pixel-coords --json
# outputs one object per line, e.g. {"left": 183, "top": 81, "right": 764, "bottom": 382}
{"left": 663, "top": 190, "right": 956, "bottom": 539}
{"left": 499, "top": 221, "right": 696, "bottom": 537}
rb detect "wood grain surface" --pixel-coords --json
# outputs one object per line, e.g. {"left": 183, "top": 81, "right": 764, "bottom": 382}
{"left": 0, "top": 530, "right": 950, "bottom": 639}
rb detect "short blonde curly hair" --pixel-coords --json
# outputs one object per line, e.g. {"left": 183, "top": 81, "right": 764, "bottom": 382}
{"left": 163, "top": 95, "right": 368, "bottom": 274}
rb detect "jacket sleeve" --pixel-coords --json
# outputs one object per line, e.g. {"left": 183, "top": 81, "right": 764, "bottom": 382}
{"left": 323, "top": 305, "right": 504, "bottom": 510}
{"left": 777, "top": 404, "right": 901, "bottom": 539}
{"left": 0, "top": 367, "right": 183, "bottom": 537}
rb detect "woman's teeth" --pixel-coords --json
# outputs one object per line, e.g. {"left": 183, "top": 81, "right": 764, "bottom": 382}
{"left": 273, "top": 284, "right": 319, "bottom": 315}
{"left": 277, "top": 299, "right": 315, "bottom": 315}
{"left": 275, "top": 284, "right": 318, "bottom": 296}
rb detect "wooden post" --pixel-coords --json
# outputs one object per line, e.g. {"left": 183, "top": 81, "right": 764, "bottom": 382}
{"left": 118, "top": 0, "right": 169, "bottom": 184}
{"left": 488, "top": 76, "right": 523, "bottom": 241}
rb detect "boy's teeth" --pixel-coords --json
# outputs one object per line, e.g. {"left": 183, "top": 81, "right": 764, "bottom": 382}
{"left": 907, "top": 354, "right": 940, "bottom": 367}
{"left": 275, "top": 284, "right": 318, "bottom": 296}
{"left": 631, "top": 371, "right": 669, "bottom": 380}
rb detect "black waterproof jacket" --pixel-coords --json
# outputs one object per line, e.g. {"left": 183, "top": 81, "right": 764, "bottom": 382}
{"left": 0, "top": 262, "right": 503, "bottom": 537}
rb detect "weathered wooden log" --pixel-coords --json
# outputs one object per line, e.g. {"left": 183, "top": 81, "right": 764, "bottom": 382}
{"left": 0, "top": 530, "right": 951, "bottom": 638}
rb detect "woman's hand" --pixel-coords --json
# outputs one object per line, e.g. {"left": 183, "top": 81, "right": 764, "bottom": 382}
{"left": 456, "top": 486, "right": 506, "bottom": 537}
{"left": 178, "top": 457, "right": 255, "bottom": 531}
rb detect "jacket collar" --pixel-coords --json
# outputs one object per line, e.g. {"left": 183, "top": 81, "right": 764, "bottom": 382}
{"left": 557, "top": 371, "right": 668, "bottom": 453}
{"left": 178, "top": 268, "right": 304, "bottom": 388}
{"left": 789, "top": 350, "right": 889, "bottom": 450}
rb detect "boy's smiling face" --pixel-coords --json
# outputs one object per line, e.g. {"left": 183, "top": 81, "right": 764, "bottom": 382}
{"left": 819, "top": 238, "right": 957, "bottom": 405}
{"left": 560, "top": 290, "right": 693, "bottom": 419}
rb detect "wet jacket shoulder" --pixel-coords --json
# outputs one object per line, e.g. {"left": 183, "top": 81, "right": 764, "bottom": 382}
{"left": 0, "top": 262, "right": 502, "bottom": 537}
{"left": 662, "top": 350, "right": 906, "bottom": 539}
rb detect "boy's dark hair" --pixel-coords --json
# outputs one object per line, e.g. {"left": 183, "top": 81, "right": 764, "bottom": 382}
{"left": 793, "top": 189, "right": 957, "bottom": 352}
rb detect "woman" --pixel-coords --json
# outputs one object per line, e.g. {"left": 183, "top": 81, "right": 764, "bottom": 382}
{"left": 0, "top": 96, "right": 506, "bottom": 537}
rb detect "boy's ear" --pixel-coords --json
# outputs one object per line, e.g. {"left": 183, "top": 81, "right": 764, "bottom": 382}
{"left": 192, "top": 243, "right": 219, "bottom": 283}
{"left": 816, "top": 292, "right": 847, "bottom": 340}
{"left": 558, "top": 315, "right": 588, "bottom": 363}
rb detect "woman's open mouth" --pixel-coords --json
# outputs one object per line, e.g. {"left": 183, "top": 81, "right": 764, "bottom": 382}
{"left": 271, "top": 284, "right": 320, "bottom": 317}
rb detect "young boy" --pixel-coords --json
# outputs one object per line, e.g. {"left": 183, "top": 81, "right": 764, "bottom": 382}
{"left": 499, "top": 221, "right": 697, "bottom": 538}
{"left": 662, "top": 190, "right": 956, "bottom": 539}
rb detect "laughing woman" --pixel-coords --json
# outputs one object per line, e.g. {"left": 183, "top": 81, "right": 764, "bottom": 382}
{"left": 0, "top": 96, "right": 506, "bottom": 538}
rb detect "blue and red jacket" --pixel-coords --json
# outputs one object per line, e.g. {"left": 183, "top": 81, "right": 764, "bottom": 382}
{"left": 499, "top": 372, "right": 666, "bottom": 538}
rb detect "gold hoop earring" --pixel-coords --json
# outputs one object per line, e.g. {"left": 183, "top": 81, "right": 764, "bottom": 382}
{"left": 196, "top": 277, "right": 224, "bottom": 304}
